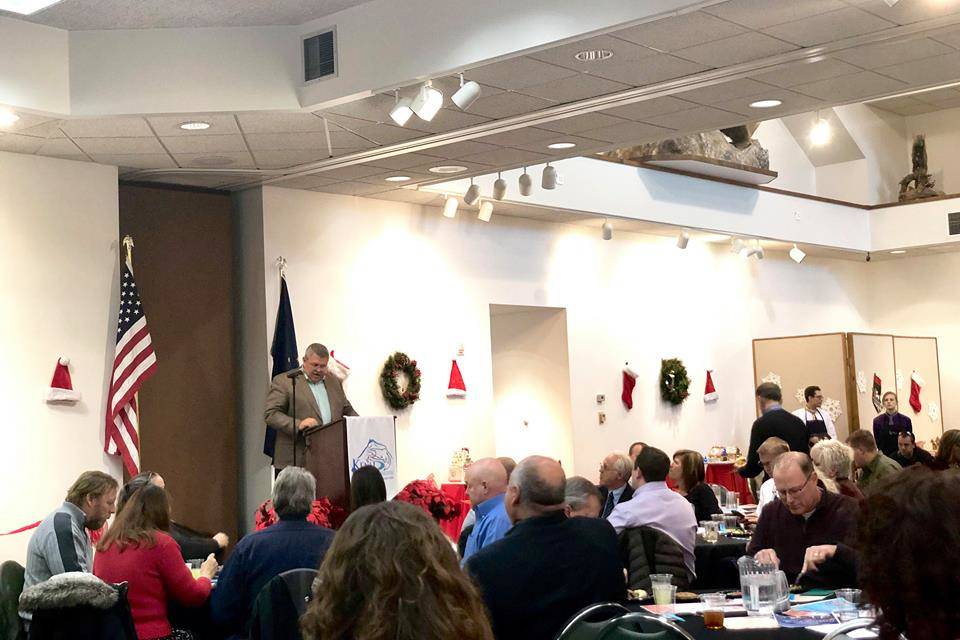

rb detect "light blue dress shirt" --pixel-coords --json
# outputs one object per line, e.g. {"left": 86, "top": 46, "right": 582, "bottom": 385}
{"left": 462, "top": 493, "right": 513, "bottom": 562}
{"left": 306, "top": 378, "right": 331, "bottom": 425}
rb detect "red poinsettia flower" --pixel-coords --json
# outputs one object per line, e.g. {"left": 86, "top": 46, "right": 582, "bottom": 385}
{"left": 255, "top": 498, "right": 344, "bottom": 530}
{"left": 392, "top": 477, "right": 462, "bottom": 523}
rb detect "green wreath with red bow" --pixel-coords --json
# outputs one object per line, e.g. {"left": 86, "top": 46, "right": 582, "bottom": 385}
{"left": 380, "top": 351, "right": 422, "bottom": 410}
{"left": 660, "top": 358, "right": 690, "bottom": 405}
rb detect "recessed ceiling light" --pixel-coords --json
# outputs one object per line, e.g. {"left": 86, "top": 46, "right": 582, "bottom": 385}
{"left": 890, "top": 249, "right": 907, "bottom": 254}
{"left": 575, "top": 49, "right": 614, "bottom": 62}
{"left": 0, "top": 108, "right": 19, "bottom": 127}
{"left": 547, "top": 142, "right": 577, "bottom": 150}
{"left": 384, "top": 175, "right": 411, "bottom": 182}
{"left": 749, "top": 99, "right": 782, "bottom": 108}
{"left": 179, "top": 121, "right": 211, "bottom": 131}
{"left": 0, "top": 0, "right": 64, "bottom": 15}
{"left": 428, "top": 165, "right": 468, "bottom": 174}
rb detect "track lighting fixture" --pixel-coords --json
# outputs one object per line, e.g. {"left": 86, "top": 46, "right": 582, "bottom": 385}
{"left": 518, "top": 168, "right": 532, "bottom": 196}
{"left": 442, "top": 195, "right": 458, "bottom": 218}
{"left": 478, "top": 200, "right": 493, "bottom": 222}
{"left": 388, "top": 90, "right": 413, "bottom": 127}
{"left": 492, "top": 172, "right": 507, "bottom": 200}
{"left": 601, "top": 221, "right": 613, "bottom": 241}
{"left": 789, "top": 244, "right": 806, "bottom": 264}
{"left": 451, "top": 73, "right": 481, "bottom": 111}
{"left": 745, "top": 239, "right": 765, "bottom": 260}
{"left": 411, "top": 81, "right": 443, "bottom": 122}
{"left": 542, "top": 163, "right": 557, "bottom": 190}
{"left": 677, "top": 230, "right": 690, "bottom": 249}
{"left": 464, "top": 179, "right": 480, "bottom": 206}
{"left": 730, "top": 238, "right": 745, "bottom": 254}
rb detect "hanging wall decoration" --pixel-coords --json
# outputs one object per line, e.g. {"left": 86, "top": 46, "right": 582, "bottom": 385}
{"left": 909, "top": 371, "right": 924, "bottom": 413}
{"left": 872, "top": 374, "right": 883, "bottom": 413}
{"left": 928, "top": 401, "right": 940, "bottom": 423}
{"left": 896, "top": 370, "right": 904, "bottom": 391}
{"left": 380, "top": 352, "right": 422, "bottom": 410}
{"left": 703, "top": 369, "right": 718, "bottom": 403}
{"left": 659, "top": 358, "right": 690, "bottom": 406}
{"left": 761, "top": 372, "right": 782, "bottom": 387}
{"left": 856, "top": 371, "right": 866, "bottom": 394}
{"left": 795, "top": 388, "right": 805, "bottom": 404}
{"left": 823, "top": 398, "right": 843, "bottom": 422}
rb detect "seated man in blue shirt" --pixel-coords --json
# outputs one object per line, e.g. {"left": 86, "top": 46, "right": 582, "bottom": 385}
{"left": 461, "top": 457, "right": 511, "bottom": 561}
{"left": 211, "top": 467, "right": 334, "bottom": 639}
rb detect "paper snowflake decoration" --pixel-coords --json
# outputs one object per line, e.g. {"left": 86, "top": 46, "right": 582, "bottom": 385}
{"left": 928, "top": 401, "right": 940, "bottom": 422}
{"left": 856, "top": 371, "right": 866, "bottom": 394}
{"left": 761, "top": 372, "right": 782, "bottom": 387}
{"left": 795, "top": 388, "right": 805, "bottom": 404}
{"left": 896, "top": 370, "right": 904, "bottom": 391}
{"left": 823, "top": 397, "right": 842, "bottom": 421}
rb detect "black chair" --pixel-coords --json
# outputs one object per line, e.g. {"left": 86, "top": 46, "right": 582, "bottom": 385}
{"left": 0, "top": 561, "right": 25, "bottom": 640}
{"left": 619, "top": 527, "right": 692, "bottom": 591}
{"left": 248, "top": 568, "right": 318, "bottom": 640}
{"left": 26, "top": 581, "right": 137, "bottom": 640}
{"left": 595, "top": 612, "right": 696, "bottom": 640}
{"left": 554, "top": 602, "right": 629, "bottom": 640}
{"left": 457, "top": 524, "right": 474, "bottom": 559}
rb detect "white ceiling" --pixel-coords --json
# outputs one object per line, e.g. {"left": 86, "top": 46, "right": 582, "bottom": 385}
{"left": 0, "top": 0, "right": 375, "bottom": 29}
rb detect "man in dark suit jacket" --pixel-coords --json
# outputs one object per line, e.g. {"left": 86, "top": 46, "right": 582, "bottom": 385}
{"left": 466, "top": 456, "right": 626, "bottom": 640}
{"left": 264, "top": 343, "right": 357, "bottom": 470}
{"left": 597, "top": 452, "right": 635, "bottom": 518}
{"left": 739, "top": 383, "right": 809, "bottom": 478}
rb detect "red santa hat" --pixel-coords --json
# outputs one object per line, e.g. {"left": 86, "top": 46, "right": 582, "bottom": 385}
{"left": 447, "top": 359, "right": 466, "bottom": 398}
{"left": 328, "top": 350, "right": 351, "bottom": 381}
{"left": 703, "top": 369, "right": 718, "bottom": 403}
{"left": 46, "top": 357, "right": 82, "bottom": 403}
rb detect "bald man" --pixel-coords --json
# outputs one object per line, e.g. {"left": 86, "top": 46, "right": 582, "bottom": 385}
{"left": 462, "top": 458, "right": 512, "bottom": 561}
{"left": 466, "top": 456, "right": 625, "bottom": 640}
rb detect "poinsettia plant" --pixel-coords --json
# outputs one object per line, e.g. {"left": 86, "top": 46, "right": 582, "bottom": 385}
{"left": 393, "top": 475, "right": 463, "bottom": 523}
{"left": 254, "top": 497, "right": 343, "bottom": 530}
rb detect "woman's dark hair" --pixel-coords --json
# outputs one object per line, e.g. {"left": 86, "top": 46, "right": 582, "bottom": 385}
{"left": 672, "top": 449, "right": 705, "bottom": 491}
{"left": 97, "top": 484, "right": 170, "bottom": 551}
{"left": 858, "top": 466, "right": 960, "bottom": 639}
{"left": 933, "top": 429, "right": 960, "bottom": 469}
{"left": 300, "top": 501, "right": 494, "bottom": 640}
{"left": 349, "top": 465, "right": 387, "bottom": 511}
{"left": 117, "top": 470, "right": 159, "bottom": 513}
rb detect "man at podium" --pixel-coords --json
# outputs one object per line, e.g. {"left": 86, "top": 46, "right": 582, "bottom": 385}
{"left": 265, "top": 343, "right": 358, "bottom": 472}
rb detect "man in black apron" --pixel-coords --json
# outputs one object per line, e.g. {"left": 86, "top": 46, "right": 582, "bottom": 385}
{"left": 793, "top": 385, "right": 836, "bottom": 447}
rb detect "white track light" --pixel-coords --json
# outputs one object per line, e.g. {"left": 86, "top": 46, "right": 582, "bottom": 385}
{"left": 790, "top": 244, "right": 806, "bottom": 264}
{"left": 677, "top": 230, "right": 690, "bottom": 249}
{"left": 411, "top": 81, "right": 443, "bottom": 122}
{"left": 478, "top": 200, "right": 493, "bottom": 222}
{"left": 451, "top": 74, "right": 481, "bottom": 111}
{"left": 442, "top": 195, "right": 458, "bottom": 218}
{"left": 542, "top": 164, "right": 557, "bottom": 190}
{"left": 601, "top": 221, "right": 613, "bottom": 241}
{"left": 464, "top": 180, "right": 480, "bottom": 206}
{"left": 745, "top": 240, "right": 765, "bottom": 260}
{"left": 519, "top": 168, "right": 532, "bottom": 196}
{"left": 492, "top": 173, "right": 507, "bottom": 200}
{"left": 389, "top": 91, "right": 413, "bottom": 127}
{"left": 730, "top": 238, "right": 744, "bottom": 254}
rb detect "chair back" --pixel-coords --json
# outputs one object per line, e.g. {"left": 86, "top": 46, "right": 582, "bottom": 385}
{"left": 596, "top": 612, "right": 696, "bottom": 640}
{"left": 457, "top": 524, "right": 474, "bottom": 559}
{"left": 0, "top": 561, "right": 25, "bottom": 640}
{"left": 27, "top": 582, "right": 137, "bottom": 640}
{"left": 821, "top": 617, "right": 879, "bottom": 640}
{"left": 554, "top": 602, "right": 629, "bottom": 640}
{"left": 249, "top": 568, "right": 319, "bottom": 640}
{"left": 619, "top": 527, "right": 691, "bottom": 590}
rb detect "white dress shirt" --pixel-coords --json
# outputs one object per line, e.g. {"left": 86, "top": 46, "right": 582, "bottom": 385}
{"left": 757, "top": 477, "right": 777, "bottom": 513}
{"left": 792, "top": 407, "right": 837, "bottom": 440}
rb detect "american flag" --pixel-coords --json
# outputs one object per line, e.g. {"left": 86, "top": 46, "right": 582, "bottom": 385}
{"left": 104, "top": 257, "right": 157, "bottom": 475}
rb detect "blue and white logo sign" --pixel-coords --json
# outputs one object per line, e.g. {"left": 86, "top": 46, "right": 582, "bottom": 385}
{"left": 352, "top": 438, "right": 394, "bottom": 476}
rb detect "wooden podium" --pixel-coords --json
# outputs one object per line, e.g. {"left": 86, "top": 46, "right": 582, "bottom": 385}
{"left": 302, "top": 417, "right": 350, "bottom": 510}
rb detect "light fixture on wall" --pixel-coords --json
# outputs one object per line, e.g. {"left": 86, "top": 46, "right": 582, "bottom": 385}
{"left": 492, "top": 172, "right": 507, "bottom": 200}
{"left": 442, "top": 195, "right": 459, "bottom": 218}
{"left": 464, "top": 179, "right": 480, "bottom": 205}
{"left": 0, "top": 108, "right": 19, "bottom": 127}
{"left": 410, "top": 81, "right": 443, "bottom": 122}
{"left": 478, "top": 200, "right": 494, "bottom": 222}
{"left": 809, "top": 111, "right": 832, "bottom": 147}
{"left": 542, "top": 163, "right": 558, "bottom": 190}
{"left": 676, "top": 230, "right": 690, "bottom": 249}
{"left": 451, "top": 73, "right": 481, "bottom": 111}
{"left": 519, "top": 167, "right": 533, "bottom": 196}
{"left": 745, "top": 239, "right": 765, "bottom": 260}
{"left": 790, "top": 243, "right": 806, "bottom": 263}
{"left": 601, "top": 220, "right": 613, "bottom": 241}
{"left": 389, "top": 90, "right": 414, "bottom": 126}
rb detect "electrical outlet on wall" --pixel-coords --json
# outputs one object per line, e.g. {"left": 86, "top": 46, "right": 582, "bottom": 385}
{"left": 598, "top": 411, "right": 606, "bottom": 425}
{"left": 596, "top": 394, "right": 605, "bottom": 404}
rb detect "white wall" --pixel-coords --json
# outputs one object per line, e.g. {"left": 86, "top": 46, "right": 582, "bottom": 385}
{"left": 816, "top": 160, "right": 871, "bottom": 204}
{"left": 0, "top": 152, "right": 120, "bottom": 563}
{"left": 251, "top": 186, "right": 873, "bottom": 491}
{"left": 835, "top": 104, "right": 909, "bottom": 204}
{"left": 753, "top": 119, "right": 815, "bottom": 195}
{"left": 0, "top": 17, "right": 69, "bottom": 114}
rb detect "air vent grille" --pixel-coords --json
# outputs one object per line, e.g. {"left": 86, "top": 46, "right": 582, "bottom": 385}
{"left": 304, "top": 29, "right": 336, "bottom": 82}
{"left": 949, "top": 211, "right": 960, "bottom": 236}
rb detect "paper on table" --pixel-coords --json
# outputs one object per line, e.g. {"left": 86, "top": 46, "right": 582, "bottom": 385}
{"left": 723, "top": 617, "right": 780, "bottom": 630}
{"left": 807, "top": 624, "right": 877, "bottom": 637}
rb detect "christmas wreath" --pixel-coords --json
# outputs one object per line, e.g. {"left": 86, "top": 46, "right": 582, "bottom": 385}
{"left": 660, "top": 358, "right": 690, "bottom": 405}
{"left": 380, "top": 351, "right": 422, "bottom": 410}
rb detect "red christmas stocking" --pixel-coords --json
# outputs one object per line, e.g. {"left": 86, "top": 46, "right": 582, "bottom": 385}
{"left": 622, "top": 365, "right": 638, "bottom": 410}
{"left": 909, "top": 371, "right": 924, "bottom": 413}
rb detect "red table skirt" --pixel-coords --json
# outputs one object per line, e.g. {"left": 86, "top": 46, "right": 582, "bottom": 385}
{"left": 439, "top": 483, "right": 471, "bottom": 541}
{"left": 705, "top": 462, "right": 755, "bottom": 505}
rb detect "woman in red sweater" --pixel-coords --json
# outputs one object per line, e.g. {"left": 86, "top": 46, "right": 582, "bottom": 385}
{"left": 94, "top": 484, "right": 218, "bottom": 640}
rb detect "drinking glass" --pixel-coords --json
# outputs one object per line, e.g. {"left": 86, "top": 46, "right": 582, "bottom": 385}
{"left": 653, "top": 584, "right": 677, "bottom": 607}
{"left": 835, "top": 588, "right": 862, "bottom": 622}
{"left": 649, "top": 574, "right": 673, "bottom": 587}
{"left": 700, "top": 593, "right": 726, "bottom": 630}
{"left": 701, "top": 520, "right": 720, "bottom": 543}
{"left": 711, "top": 513, "right": 726, "bottom": 533}
{"left": 724, "top": 514, "right": 740, "bottom": 531}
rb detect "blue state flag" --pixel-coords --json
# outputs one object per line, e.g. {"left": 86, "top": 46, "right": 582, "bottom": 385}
{"left": 264, "top": 276, "right": 299, "bottom": 458}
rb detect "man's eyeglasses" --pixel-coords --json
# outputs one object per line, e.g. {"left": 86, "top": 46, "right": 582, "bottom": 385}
{"left": 776, "top": 472, "right": 813, "bottom": 500}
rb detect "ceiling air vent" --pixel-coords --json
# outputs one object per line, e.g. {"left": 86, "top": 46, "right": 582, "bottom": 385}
{"left": 949, "top": 211, "right": 960, "bottom": 236}
{"left": 303, "top": 28, "right": 337, "bottom": 83}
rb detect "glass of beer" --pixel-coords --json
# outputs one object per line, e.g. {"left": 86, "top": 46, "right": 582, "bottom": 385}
{"left": 700, "top": 593, "right": 726, "bottom": 630}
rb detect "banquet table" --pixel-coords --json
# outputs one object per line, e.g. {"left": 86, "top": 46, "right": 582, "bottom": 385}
{"left": 693, "top": 534, "right": 749, "bottom": 590}
{"left": 439, "top": 482, "right": 471, "bottom": 541}
{"left": 705, "top": 461, "right": 755, "bottom": 505}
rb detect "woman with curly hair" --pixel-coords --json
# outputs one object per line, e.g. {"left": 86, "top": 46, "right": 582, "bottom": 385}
{"left": 932, "top": 428, "right": 960, "bottom": 470}
{"left": 300, "top": 501, "right": 493, "bottom": 640}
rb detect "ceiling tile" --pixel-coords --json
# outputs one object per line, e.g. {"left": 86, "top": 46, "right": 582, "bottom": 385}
{"left": 0, "top": 133, "right": 43, "bottom": 153}
{"left": 538, "top": 112, "right": 630, "bottom": 134}
{"left": 579, "top": 120, "right": 674, "bottom": 143}
{"left": 702, "top": 0, "right": 847, "bottom": 30}
{"left": 402, "top": 160, "right": 498, "bottom": 176}
{"left": 676, "top": 78, "right": 780, "bottom": 105}
{"left": 252, "top": 149, "right": 329, "bottom": 169}
{"left": 601, "top": 96, "right": 700, "bottom": 121}
{"left": 642, "top": 106, "right": 746, "bottom": 131}
{"left": 369, "top": 189, "right": 446, "bottom": 205}
{"left": 870, "top": 97, "right": 941, "bottom": 116}
{"left": 308, "top": 164, "right": 386, "bottom": 181}
{"left": 327, "top": 126, "right": 379, "bottom": 150}
{"left": 873, "top": 52, "right": 960, "bottom": 87}
{"left": 423, "top": 140, "right": 500, "bottom": 159}
{"left": 323, "top": 94, "right": 397, "bottom": 124}
{"left": 832, "top": 37, "right": 954, "bottom": 69}
{"left": 351, "top": 123, "right": 426, "bottom": 145}
{"left": 272, "top": 175, "right": 342, "bottom": 190}
{"left": 464, "top": 56, "right": 579, "bottom": 91}
{"left": 394, "top": 107, "right": 491, "bottom": 135}
{"left": 586, "top": 53, "right": 710, "bottom": 86}
{"left": 711, "top": 88, "right": 824, "bottom": 117}
{"left": 35, "top": 138, "right": 85, "bottom": 158}
{"left": 476, "top": 127, "right": 560, "bottom": 147}
{"left": 528, "top": 34, "right": 658, "bottom": 72}
{"left": 172, "top": 151, "right": 257, "bottom": 169}
{"left": 60, "top": 117, "right": 154, "bottom": 138}
{"left": 848, "top": 0, "right": 960, "bottom": 25}
{"left": 365, "top": 152, "right": 453, "bottom": 170}
{"left": 235, "top": 111, "right": 330, "bottom": 133}
{"left": 914, "top": 87, "right": 960, "bottom": 105}
{"left": 312, "top": 181, "right": 392, "bottom": 196}
{"left": 465, "top": 92, "right": 555, "bottom": 119}
{"left": 244, "top": 132, "right": 328, "bottom": 151}
{"left": 355, "top": 170, "right": 436, "bottom": 185}
{"left": 673, "top": 32, "right": 798, "bottom": 67}
{"left": 456, "top": 147, "right": 552, "bottom": 167}
{"left": 160, "top": 134, "right": 249, "bottom": 153}
{"left": 318, "top": 112, "right": 386, "bottom": 130}
{"left": 2, "top": 112, "right": 59, "bottom": 135}
{"left": 929, "top": 25, "right": 960, "bottom": 49}
{"left": 76, "top": 137, "right": 166, "bottom": 154}
{"left": 146, "top": 114, "right": 241, "bottom": 136}
{"left": 612, "top": 11, "right": 748, "bottom": 52}
{"left": 761, "top": 7, "right": 896, "bottom": 47}
{"left": 792, "top": 70, "right": 907, "bottom": 101}
{"left": 89, "top": 153, "right": 177, "bottom": 169}
{"left": 752, "top": 58, "right": 864, "bottom": 88}
{"left": 140, "top": 174, "right": 235, "bottom": 189}
{"left": 521, "top": 74, "right": 631, "bottom": 103}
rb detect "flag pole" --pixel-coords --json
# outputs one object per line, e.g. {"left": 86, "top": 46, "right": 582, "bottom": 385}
{"left": 122, "top": 235, "right": 140, "bottom": 475}
{"left": 122, "top": 235, "right": 135, "bottom": 269}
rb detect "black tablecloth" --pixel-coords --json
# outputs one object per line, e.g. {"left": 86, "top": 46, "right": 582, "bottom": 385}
{"left": 674, "top": 614, "right": 816, "bottom": 639}
{"left": 693, "top": 535, "right": 749, "bottom": 590}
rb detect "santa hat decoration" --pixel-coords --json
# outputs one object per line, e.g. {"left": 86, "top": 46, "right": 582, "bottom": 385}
{"left": 703, "top": 369, "right": 718, "bottom": 403}
{"left": 447, "top": 359, "right": 466, "bottom": 398}
{"left": 328, "top": 350, "right": 351, "bottom": 381}
{"left": 46, "top": 357, "right": 81, "bottom": 404}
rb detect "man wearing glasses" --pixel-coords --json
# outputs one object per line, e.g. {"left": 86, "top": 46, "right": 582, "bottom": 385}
{"left": 746, "top": 452, "right": 858, "bottom": 587}
{"left": 792, "top": 385, "right": 837, "bottom": 445}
